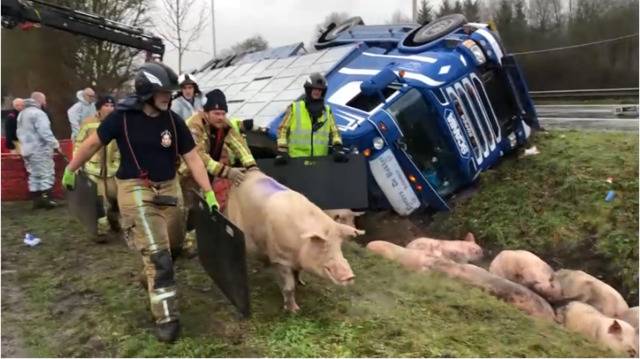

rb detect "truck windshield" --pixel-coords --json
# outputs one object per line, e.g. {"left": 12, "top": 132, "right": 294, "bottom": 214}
{"left": 387, "top": 89, "right": 464, "bottom": 197}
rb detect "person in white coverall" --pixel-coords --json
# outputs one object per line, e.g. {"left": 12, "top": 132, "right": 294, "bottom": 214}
{"left": 67, "top": 87, "right": 96, "bottom": 141}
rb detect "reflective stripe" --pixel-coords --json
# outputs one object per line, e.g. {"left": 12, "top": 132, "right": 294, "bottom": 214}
{"left": 151, "top": 290, "right": 176, "bottom": 303}
{"left": 289, "top": 100, "right": 332, "bottom": 157}
{"left": 133, "top": 186, "right": 158, "bottom": 252}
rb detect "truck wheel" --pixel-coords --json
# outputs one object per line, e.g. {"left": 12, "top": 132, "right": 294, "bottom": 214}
{"left": 402, "top": 14, "right": 467, "bottom": 47}
{"left": 315, "top": 16, "right": 364, "bottom": 49}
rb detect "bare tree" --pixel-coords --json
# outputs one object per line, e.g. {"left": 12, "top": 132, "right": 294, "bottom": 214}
{"left": 74, "top": 0, "right": 152, "bottom": 93}
{"left": 529, "top": 0, "right": 563, "bottom": 30}
{"left": 155, "top": 0, "right": 209, "bottom": 73}
{"left": 387, "top": 10, "right": 412, "bottom": 24}
{"left": 417, "top": 0, "right": 433, "bottom": 24}
{"left": 218, "top": 35, "right": 269, "bottom": 58}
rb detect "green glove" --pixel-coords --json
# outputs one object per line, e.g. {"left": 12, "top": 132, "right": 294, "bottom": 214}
{"left": 204, "top": 190, "right": 219, "bottom": 212}
{"left": 62, "top": 168, "right": 76, "bottom": 190}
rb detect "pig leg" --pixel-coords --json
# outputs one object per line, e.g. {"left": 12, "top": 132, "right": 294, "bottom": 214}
{"left": 294, "top": 269, "right": 306, "bottom": 286}
{"left": 274, "top": 264, "right": 300, "bottom": 312}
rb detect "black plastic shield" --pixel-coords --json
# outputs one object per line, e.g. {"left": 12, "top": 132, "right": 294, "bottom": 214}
{"left": 65, "top": 171, "right": 104, "bottom": 235}
{"left": 194, "top": 196, "right": 250, "bottom": 318}
{"left": 256, "top": 154, "right": 368, "bottom": 210}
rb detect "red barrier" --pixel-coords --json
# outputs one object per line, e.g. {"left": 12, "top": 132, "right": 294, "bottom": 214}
{"left": 1, "top": 139, "right": 73, "bottom": 201}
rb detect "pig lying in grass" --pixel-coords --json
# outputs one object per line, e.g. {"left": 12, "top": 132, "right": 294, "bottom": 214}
{"left": 619, "top": 307, "right": 639, "bottom": 332}
{"left": 366, "top": 240, "right": 442, "bottom": 271}
{"left": 557, "top": 301, "right": 638, "bottom": 357}
{"left": 226, "top": 171, "right": 365, "bottom": 313}
{"left": 489, "top": 250, "right": 562, "bottom": 302}
{"left": 430, "top": 260, "right": 556, "bottom": 321}
{"left": 365, "top": 242, "right": 555, "bottom": 321}
{"left": 405, "top": 232, "right": 483, "bottom": 263}
{"left": 556, "top": 269, "right": 629, "bottom": 318}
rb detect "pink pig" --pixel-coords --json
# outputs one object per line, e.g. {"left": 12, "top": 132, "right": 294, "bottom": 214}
{"left": 225, "top": 171, "right": 364, "bottom": 312}
{"left": 406, "top": 232, "right": 483, "bottom": 263}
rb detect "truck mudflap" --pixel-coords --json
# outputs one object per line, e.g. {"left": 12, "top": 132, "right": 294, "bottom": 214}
{"left": 501, "top": 54, "right": 540, "bottom": 130}
{"left": 65, "top": 171, "right": 104, "bottom": 236}
{"left": 193, "top": 194, "right": 251, "bottom": 318}
{"left": 256, "top": 154, "right": 368, "bottom": 210}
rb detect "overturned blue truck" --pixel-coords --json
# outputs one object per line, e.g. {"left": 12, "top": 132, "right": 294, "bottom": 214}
{"left": 193, "top": 14, "right": 540, "bottom": 215}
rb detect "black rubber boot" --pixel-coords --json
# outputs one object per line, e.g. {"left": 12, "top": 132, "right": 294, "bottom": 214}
{"left": 40, "top": 191, "right": 58, "bottom": 209}
{"left": 155, "top": 320, "right": 180, "bottom": 343}
{"left": 31, "top": 191, "right": 42, "bottom": 209}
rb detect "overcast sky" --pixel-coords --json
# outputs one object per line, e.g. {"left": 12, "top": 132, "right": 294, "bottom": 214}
{"left": 156, "top": 0, "right": 426, "bottom": 72}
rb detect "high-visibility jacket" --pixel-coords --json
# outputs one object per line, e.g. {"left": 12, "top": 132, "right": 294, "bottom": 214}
{"left": 74, "top": 114, "right": 120, "bottom": 177}
{"left": 276, "top": 100, "right": 342, "bottom": 158}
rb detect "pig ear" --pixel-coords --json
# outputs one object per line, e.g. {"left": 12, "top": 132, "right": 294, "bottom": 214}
{"left": 337, "top": 223, "right": 365, "bottom": 238}
{"left": 301, "top": 231, "right": 328, "bottom": 244}
{"left": 608, "top": 320, "right": 623, "bottom": 335}
{"left": 464, "top": 232, "right": 476, "bottom": 242}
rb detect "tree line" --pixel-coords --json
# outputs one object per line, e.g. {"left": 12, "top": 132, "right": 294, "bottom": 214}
{"left": 415, "top": 0, "right": 638, "bottom": 90}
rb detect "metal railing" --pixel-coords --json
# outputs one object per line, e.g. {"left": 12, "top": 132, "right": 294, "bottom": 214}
{"left": 530, "top": 88, "right": 639, "bottom": 100}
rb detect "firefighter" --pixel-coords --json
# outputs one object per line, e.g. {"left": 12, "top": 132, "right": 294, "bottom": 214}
{"left": 275, "top": 72, "right": 346, "bottom": 164}
{"left": 73, "top": 95, "right": 121, "bottom": 242}
{"left": 171, "top": 73, "right": 203, "bottom": 121}
{"left": 179, "top": 89, "right": 258, "bottom": 257}
{"left": 62, "top": 62, "right": 219, "bottom": 343}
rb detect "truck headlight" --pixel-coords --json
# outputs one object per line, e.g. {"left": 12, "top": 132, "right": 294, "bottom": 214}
{"left": 463, "top": 39, "right": 486, "bottom": 65}
{"left": 373, "top": 137, "right": 384, "bottom": 150}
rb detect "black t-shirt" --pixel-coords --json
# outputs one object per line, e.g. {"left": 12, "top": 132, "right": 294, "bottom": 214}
{"left": 97, "top": 109, "right": 195, "bottom": 182}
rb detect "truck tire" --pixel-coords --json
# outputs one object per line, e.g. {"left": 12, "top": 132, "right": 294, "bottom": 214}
{"left": 315, "top": 16, "right": 364, "bottom": 49}
{"left": 402, "top": 14, "right": 467, "bottom": 47}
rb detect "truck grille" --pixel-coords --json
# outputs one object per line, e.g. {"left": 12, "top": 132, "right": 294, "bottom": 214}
{"left": 445, "top": 75, "right": 501, "bottom": 164}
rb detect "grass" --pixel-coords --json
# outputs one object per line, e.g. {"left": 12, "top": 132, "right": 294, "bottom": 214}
{"left": 428, "top": 130, "right": 639, "bottom": 304}
{"left": 0, "top": 199, "right": 618, "bottom": 357}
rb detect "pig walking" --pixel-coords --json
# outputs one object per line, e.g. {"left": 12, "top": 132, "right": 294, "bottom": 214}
{"left": 489, "top": 250, "right": 562, "bottom": 302}
{"left": 225, "top": 171, "right": 364, "bottom": 312}
{"left": 558, "top": 301, "right": 638, "bottom": 357}
{"left": 555, "top": 269, "right": 629, "bottom": 318}
{"left": 405, "top": 233, "right": 483, "bottom": 263}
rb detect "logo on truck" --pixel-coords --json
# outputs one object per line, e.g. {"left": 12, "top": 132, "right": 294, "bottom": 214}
{"left": 445, "top": 110, "right": 470, "bottom": 157}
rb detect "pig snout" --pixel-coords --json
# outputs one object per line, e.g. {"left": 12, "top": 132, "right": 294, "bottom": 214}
{"left": 324, "top": 258, "right": 355, "bottom": 286}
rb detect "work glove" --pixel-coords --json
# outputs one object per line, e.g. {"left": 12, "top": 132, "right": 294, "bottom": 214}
{"left": 62, "top": 167, "right": 76, "bottom": 190}
{"left": 204, "top": 190, "right": 219, "bottom": 213}
{"left": 224, "top": 166, "right": 247, "bottom": 186}
{"left": 332, "top": 144, "right": 348, "bottom": 163}
{"left": 274, "top": 150, "right": 290, "bottom": 166}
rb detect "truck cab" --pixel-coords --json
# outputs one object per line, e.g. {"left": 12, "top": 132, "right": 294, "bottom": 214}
{"left": 194, "top": 14, "right": 539, "bottom": 215}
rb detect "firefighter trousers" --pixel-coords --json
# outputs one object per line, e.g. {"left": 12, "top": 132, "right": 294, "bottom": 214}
{"left": 116, "top": 177, "right": 185, "bottom": 324}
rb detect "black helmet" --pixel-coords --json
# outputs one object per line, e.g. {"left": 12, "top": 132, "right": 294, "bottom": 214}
{"left": 95, "top": 95, "right": 116, "bottom": 110}
{"left": 303, "top": 72, "right": 328, "bottom": 98}
{"left": 134, "top": 62, "right": 179, "bottom": 102}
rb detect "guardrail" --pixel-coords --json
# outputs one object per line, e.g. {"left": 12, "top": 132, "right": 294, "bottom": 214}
{"left": 530, "top": 88, "right": 639, "bottom": 100}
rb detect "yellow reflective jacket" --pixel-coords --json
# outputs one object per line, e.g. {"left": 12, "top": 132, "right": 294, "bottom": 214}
{"left": 74, "top": 114, "right": 120, "bottom": 177}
